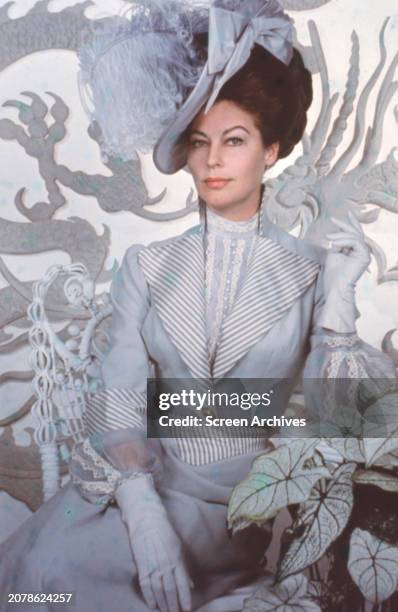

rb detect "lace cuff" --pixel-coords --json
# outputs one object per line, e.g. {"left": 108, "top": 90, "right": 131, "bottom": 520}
{"left": 305, "top": 330, "right": 396, "bottom": 380}
{"left": 70, "top": 430, "right": 163, "bottom": 505}
{"left": 69, "top": 437, "right": 153, "bottom": 504}
{"left": 303, "top": 330, "right": 397, "bottom": 463}
{"left": 70, "top": 388, "right": 164, "bottom": 505}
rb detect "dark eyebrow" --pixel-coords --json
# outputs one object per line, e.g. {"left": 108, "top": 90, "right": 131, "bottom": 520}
{"left": 189, "top": 125, "right": 250, "bottom": 138}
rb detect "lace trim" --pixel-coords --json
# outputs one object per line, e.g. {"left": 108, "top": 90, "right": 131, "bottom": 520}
{"left": 324, "top": 334, "right": 359, "bottom": 348}
{"left": 347, "top": 352, "right": 369, "bottom": 378}
{"left": 71, "top": 472, "right": 116, "bottom": 495}
{"left": 71, "top": 471, "right": 154, "bottom": 503}
{"left": 229, "top": 238, "right": 246, "bottom": 311}
{"left": 81, "top": 438, "right": 121, "bottom": 483}
{"left": 207, "top": 237, "right": 231, "bottom": 360}
{"left": 205, "top": 233, "right": 216, "bottom": 305}
{"left": 326, "top": 349, "right": 370, "bottom": 379}
{"left": 71, "top": 440, "right": 155, "bottom": 503}
{"left": 206, "top": 206, "right": 259, "bottom": 236}
{"left": 327, "top": 351, "right": 346, "bottom": 378}
{"left": 72, "top": 449, "right": 107, "bottom": 481}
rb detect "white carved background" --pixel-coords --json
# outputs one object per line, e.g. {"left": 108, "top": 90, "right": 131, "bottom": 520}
{"left": 0, "top": 0, "right": 397, "bottom": 543}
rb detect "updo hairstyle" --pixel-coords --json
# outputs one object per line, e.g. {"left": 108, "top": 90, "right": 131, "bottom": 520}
{"left": 182, "top": 33, "right": 313, "bottom": 160}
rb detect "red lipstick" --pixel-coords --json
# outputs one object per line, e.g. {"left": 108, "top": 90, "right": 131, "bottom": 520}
{"left": 205, "top": 178, "right": 231, "bottom": 189}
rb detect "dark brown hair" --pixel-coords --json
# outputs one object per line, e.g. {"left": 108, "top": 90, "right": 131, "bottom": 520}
{"left": 182, "top": 35, "right": 313, "bottom": 160}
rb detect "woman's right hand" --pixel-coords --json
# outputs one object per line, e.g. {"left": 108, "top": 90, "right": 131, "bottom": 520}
{"left": 127, "top": 512, "right": 193, "bottom": 612}
{"left": 114, "top": 475, "right": 193, "bottom": 612}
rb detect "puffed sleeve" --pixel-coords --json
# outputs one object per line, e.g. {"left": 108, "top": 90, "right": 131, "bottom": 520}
{"left": 304, "top": 266, "right": 396, "bottom": 380}
{"left": 69, "top": 244, "right": 164, "bottom": 506}
{"left": 302, "top": 266, "right": 397, "bottom": 459}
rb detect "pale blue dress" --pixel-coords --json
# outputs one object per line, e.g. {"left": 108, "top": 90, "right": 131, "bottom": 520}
{"left": 0, "top": 204, "right": 395, "bottom": 611}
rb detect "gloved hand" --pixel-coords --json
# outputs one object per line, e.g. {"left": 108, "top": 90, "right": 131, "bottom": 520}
{"left": 318, "top": 212, "right": 370, "bottom": 333}
{"left": 114, "top": 475, "right": 193, "bottom": 612}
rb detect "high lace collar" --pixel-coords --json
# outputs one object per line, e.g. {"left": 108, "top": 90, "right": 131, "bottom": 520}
{"left": 206, "top": 206, "right": 259, "bottom": 237}
{"left": 200, "top": 183, "right": 266, "bottom": 238}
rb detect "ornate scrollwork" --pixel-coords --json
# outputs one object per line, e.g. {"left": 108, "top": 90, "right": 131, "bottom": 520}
{"left": 0, "top": 0, "right": 396, "bottom": 508}
{"left": 27, "top": 263, "right": 111, "bottom": 500}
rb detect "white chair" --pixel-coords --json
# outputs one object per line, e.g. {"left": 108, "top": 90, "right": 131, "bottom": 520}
{"left": 27, "top": 263, "right": 112, "bottom": 501}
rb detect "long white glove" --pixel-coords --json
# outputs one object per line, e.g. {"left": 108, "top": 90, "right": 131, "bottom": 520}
{"left": 318, "top": 212, "right": 371, "bottom": 333}
{"left": 114, "top": 475, "right": 193, "bottom": 612}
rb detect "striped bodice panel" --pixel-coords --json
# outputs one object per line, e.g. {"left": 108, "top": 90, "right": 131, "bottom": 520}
{"left": 84, "top": 387, "right": 269, "bottom": 466}
{"left": 84, "top": 208, "right": 270, "bottom": 465}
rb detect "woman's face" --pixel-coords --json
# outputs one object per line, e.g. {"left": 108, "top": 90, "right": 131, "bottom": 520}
{"left": 186, "top": 99, "right": 279, "bottom": 220}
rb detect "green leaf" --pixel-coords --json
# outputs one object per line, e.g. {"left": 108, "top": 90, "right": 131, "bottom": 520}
{"left": 372, "top": 448, "right": 398, "bottom": 469}
{"left": 321, "top": 437, "right": 365, "bottom": 463}
{"left": 243, "top": 574, "right": 321, "bottom": 612}
{"left": 307, "top": 580, "right": 325, "bottom": 601}
{"left": 228, "top": 439, "right": 329, "bottom": 533}
{"left": 277, "top": 462, "right": 356, "bottom": 581}
{"left": 348, "top": 528, "right": 398, "bottom": 603}
{"left": 353, "top": 469, "right": 398, "bottom": 492}
{"left": 362, "top": 392, "right": 398, "bottom": 465}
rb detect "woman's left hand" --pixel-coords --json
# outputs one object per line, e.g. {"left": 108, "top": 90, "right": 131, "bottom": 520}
{"left": 323, "top": 211, "right": 370, "bottom": 299}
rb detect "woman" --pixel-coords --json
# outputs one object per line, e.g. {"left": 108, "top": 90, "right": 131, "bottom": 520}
{"left": 0, "top": 1, "right": 395, "bottom": 611}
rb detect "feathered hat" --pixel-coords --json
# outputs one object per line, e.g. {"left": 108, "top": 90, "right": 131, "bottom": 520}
{"left": 77, "top": 0, "right": 293, "bottom": 175}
